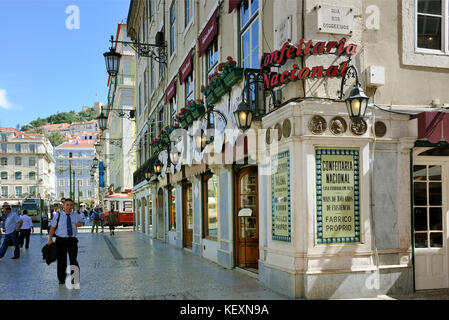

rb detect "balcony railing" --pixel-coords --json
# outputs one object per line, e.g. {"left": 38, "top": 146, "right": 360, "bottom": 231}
{"left": 133, "top": 158, "right": 152, "bottom": 186}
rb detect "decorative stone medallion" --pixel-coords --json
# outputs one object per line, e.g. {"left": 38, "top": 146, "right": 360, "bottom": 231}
{"left": 308, "top": 115, "right": 327, "bottom": 135}
{"left": 374, "top": 121, "right": 387, "bottom": 137}
{"left": 266, "top": 127, "right": 272, "bottom": 145}
{"left": 350, "top": 119, "right": 368, "bottom": 135}
{"left": 329, "top": 116, "right": 347, "bottom": 135}
{"left": 274, "top": 123, "right": 282, "bottom": 141}
{"left": 282, "top": 119, "right": 292, "bottom": 138}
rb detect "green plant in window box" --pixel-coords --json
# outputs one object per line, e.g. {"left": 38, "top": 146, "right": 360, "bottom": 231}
{"left": 221, "top": 57, "right": 243, "bottom": 88}
{"left": 176, "top": 108, "right": 189, "bottom": 129}
{"left": 201, "top": 83, "right": 219, "bottom": 105}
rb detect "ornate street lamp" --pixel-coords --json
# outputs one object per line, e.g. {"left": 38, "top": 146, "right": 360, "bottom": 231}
{"left": 103, "top": 36, "right": 122, "bottom": 77}
{"left": 94, "top": 141, "right": 101, "bottom": 154}
{"left": 153, "top": 158, "right": 163, "bottom": 175}
{"left": 339, "top": 64, "right": 370, "bottom": 123}
{"left": 345, "top": 86, "right": 369, "bottom": 124}
{"left": 233, "top": 101, "right": 253, "bottom": 132}
{"left": 233, "top": 69, "right": 268, "bottom": 132}
{"left": 145, "top": 168, "right": 153, "bottom": 181}
{"left": 97, "top": 112, "right": 108, "bottom": 131}
{"left": 194, "top": 129, "right": 207, "bottom": 152}
{"left": 169, "top": 142, "right": 180, "bottom": 165}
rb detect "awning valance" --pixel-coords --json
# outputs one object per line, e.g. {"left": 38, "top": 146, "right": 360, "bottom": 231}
{"left": 165, "top": 77, "right": 176, "bottom": 103}
{"left": 198, "top": 9, "right": 218, "bottom": 57}
{"left": 179, "top": 51, "right": 193, "bottom": 84}
{"left": 228, "top": 0, "right": 248, "bottom": 13}
{"left": 411, "top": 112, "right": 449, "bottom": 143}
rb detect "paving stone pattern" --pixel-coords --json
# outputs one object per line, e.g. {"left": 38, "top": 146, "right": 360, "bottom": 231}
{"left": 0, "top": 229, "right": 287, "bottom": 300}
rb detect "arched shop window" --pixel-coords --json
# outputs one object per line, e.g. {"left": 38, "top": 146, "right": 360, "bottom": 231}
{"left": 202, "top": 173, "right": 219, "bottom": 239}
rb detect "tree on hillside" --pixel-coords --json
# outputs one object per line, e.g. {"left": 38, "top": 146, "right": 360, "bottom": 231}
{"left": 46, "top": 131, "right": 64, "bottom": 147}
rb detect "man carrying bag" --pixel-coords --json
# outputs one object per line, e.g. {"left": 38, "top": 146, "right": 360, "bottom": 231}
{"left": 47, "top": 198, "right": 84, "bottom": 288}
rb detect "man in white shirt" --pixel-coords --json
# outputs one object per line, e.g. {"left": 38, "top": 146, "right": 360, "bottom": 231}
{"left": 0, "top": 206, "right": 22, "bottom": 259}
{"left": 19, "top": 210, "right": 34, "bottom": 249}
{"left": 48, "top": 198, "right": 85, "bottom": 286}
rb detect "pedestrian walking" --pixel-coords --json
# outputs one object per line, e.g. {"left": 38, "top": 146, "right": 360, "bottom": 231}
{"left": 99, "top": 208, "right": 105, "bottom": 233}
{"left": 91, "top": 208, "right": 100, "bottom": 233}
{"left": 106, "top": 211, "right": 117, "bottom": 236}
{"left": 0, "top": 205, "right": 23, "bottom": 259}
{"left": 19, "top": 210, "right": 34, "bottom": 249}
{"left": 47, "top": 198, "right": 84, "bottom": 287}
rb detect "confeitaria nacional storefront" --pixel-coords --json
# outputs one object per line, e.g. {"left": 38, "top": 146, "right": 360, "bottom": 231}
{"left": 132, "top": 29, "right": 449, "bottom": 299}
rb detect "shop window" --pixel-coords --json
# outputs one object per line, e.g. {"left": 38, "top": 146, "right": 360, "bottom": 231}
{"left": 185, "top": 0, "right": 193, "bottom": 28}
{"left": 147, "top": 196, "right": 152, "bottom": 227}
{"left": 240, "top": 0, "right": 259, "bottom": 69}
{"left": 206, "top": 38, "right": 219, "bottom": 80}
{"left": 169, "top": 187, "right": 176, "bottom": 231}
{"left": 413, "top": 165, "right": 444, "bottom": 248}
{"left": 203, "top": 173, "right": 219, "bottom": 239}
{"left": 170, "top": 2, "right": 176, "bottom": 56}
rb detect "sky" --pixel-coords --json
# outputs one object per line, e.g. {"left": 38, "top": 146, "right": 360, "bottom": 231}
{"left": 0, "top": 0, "right": 130, "bottom": 129}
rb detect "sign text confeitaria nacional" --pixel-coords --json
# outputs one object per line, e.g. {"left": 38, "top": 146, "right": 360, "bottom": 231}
{"left": 261, "top": 37, "right": 357, "bottom": 90}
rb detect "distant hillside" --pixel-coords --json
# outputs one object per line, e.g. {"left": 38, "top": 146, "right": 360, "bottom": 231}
{"left": 21, "top": 107, "right": 98, "bottom": 133}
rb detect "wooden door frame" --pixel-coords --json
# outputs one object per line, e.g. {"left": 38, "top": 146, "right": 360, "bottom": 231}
{"left": 234, "top": 166, "right": 259, "bottom": 268}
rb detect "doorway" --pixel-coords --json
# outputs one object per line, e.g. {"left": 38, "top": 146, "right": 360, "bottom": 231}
{"left": 235, "top": 166, "right": 259, "bottom": 270}
{"left": 183, "top": 183, "right": 193, "bottom": 248}
{"left": 413, "top": 147, "right": 448, "bottom": 290}
{"left": 157, "top": 188, "right": 164, "bottom": 240}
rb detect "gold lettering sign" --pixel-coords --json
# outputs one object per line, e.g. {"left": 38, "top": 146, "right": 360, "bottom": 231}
{"left": 316, "top": 148, "right": 360, "bottom": 244}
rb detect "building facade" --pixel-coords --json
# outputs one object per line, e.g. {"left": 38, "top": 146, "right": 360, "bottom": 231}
{"left": 99, "top": 23, "right": 136, "bottom": 202}
{"left": 0, "top": 127, "right": 56, "bottom": 204}
{"left": 126, "top": 0, "right": 449, "bottom": 299}
{"left": 54, "top": 140, "right": 98, "bottom": 207}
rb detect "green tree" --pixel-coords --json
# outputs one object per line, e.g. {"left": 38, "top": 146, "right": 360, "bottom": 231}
{"left": 46, "top": 131, "right": 65, "bottom": 147}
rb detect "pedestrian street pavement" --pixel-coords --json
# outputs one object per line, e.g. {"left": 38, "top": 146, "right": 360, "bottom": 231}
{"left": 0, "top": 229, "right": 288, "bottom": 300}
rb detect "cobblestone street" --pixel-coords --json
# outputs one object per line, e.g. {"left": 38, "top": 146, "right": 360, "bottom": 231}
{"left": 0, "top": 228, "right": 287, "bottom": 300}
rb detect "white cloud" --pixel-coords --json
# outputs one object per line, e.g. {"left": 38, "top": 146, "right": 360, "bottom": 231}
{"left": 0, "top": 89, "right": 12, "bottom": 109}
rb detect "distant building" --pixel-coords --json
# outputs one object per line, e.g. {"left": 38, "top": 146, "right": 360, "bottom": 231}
{"left": 54, "top": 139, "right": 98, "bottom": 207}
{"left": 0, "top": 127, "right": 56, "bottom": 204}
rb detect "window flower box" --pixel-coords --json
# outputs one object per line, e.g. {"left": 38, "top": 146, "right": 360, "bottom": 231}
{"left": 223, "top": 67, "right": 243, "bottom": 88}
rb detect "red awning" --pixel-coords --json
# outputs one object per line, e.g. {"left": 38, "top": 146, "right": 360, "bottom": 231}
{"left": 179, "top": 51, "right": 193, "bottom": 84}
{"left": 411, "top": 112, "right": 449, "bottom": 143}
{"left": 228, "top": 0, "right": 249, "bottom": 13}
{"left": 198, "top": 10, "right": 218, "bottom": 57}
{"left": 165, "top": 77, "right": 176, "bottom": 103}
